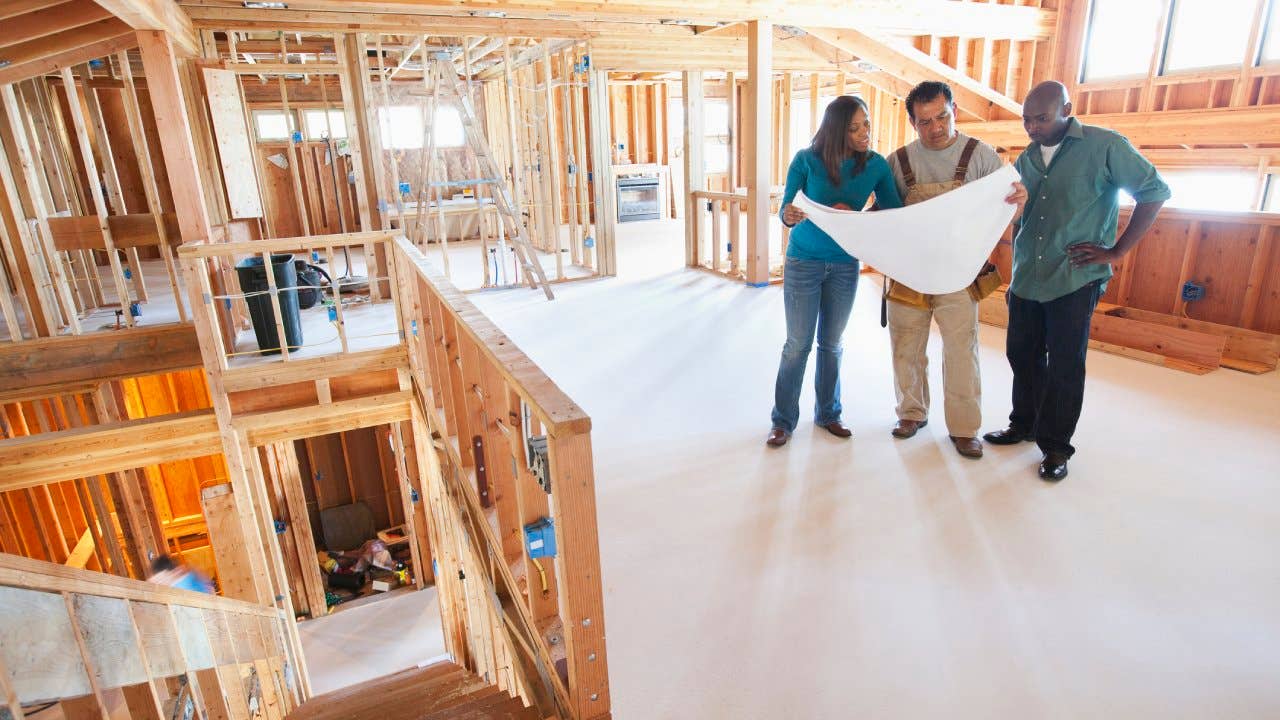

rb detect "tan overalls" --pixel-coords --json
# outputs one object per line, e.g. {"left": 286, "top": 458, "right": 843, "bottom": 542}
{"left": 886, "top": 138, "right": 982, "bottom": 437}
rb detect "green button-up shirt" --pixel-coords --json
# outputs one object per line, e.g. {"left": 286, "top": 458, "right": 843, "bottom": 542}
{"left": 1011, "top": 117, "right": 1170, "bottom": 302}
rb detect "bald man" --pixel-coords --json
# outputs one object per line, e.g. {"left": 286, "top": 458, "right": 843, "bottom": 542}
{"left": 983, "top": 81, "right": 1169, "bottom": 481}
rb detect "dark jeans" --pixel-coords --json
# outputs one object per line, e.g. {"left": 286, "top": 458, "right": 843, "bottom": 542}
{"left": 1005, "top": 281, "right": 1102, "bottom": 458}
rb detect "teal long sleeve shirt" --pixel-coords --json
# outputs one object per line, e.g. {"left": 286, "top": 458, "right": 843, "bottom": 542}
{"left": 1012, "top": 118, "right": 1170, "bottom": 302}
{"left": 779, "top": 148, "right": 903, "bottom": 264}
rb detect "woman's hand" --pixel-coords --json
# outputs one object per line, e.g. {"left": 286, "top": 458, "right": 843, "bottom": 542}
{"left": 782, "top": 203, "right": 806, "bottom": 226}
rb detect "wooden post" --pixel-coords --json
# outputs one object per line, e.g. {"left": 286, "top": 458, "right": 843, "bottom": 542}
{"left": 334, "top": 33, "right": 374, "bottom": 232}
{"left": 136, "top": 30, "right": 213, "bottom": 243}
{"left": 681, "top": 71, "right": 704, "bottom": 268}
{"left": 117, "top": 51, "right": 186, "bottom": 322}
{"left": 746, "top": 21, "right": 773, "bottom": 286}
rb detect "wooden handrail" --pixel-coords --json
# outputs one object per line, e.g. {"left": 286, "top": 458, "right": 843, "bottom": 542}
{"left": 0, "top": 553, "right": 278, "bottom": 617}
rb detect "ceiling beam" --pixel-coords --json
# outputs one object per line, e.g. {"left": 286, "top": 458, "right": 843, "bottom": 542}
{"left": 804, "top": 26, "right": 1022, "bottom": 121}
{"left": 0, "top": 26, "right": 136, "bottom": 86}
{"left": 178, "top": 0, "right": 1055, "bottom": 40}
{"left": 958, "top": 107, "right": 1280, "bottom": 151}
{"left": 92, "top": 0, "right": 199, "bottom": 55}
{"left": 0, "top": 0, "right": 114, "bottom": 50}
{"left": 185, "top": 7, "right": 697, "bottom": 39}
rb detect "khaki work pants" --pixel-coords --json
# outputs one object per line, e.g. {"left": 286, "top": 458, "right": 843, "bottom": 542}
{"left": 887, "top": 288, "right": 981, "bottom": 437}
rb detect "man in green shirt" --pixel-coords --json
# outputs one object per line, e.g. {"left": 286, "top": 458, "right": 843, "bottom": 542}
{"left": 983, "top": 81, "right": 1170, "bottom": 481}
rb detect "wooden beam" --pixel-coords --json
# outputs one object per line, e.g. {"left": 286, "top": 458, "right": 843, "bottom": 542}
{"left": 959, "top": 106, "right": 1280, "bottom": 150}
{"left": 221, "top": 346, "right": 408, "bottom": 392}
{"left": 136, "top": 29, "right": 213, "bottom": 243}
{"left": 0, "top": 1, "right": 114, "bottom": 50}
{"left": 745, "top": 20, "right": 772, "bottom": 286}
{"left": 0, "top": 29, "right": 139, "bottom": 86}
{"left": 182, "top": 1, "right": 1055, "bottom": 40}
{"left": 804, "top": 26, "right": 1021, "bottom": 121}
{"left": 0, "top": 409, "right": 220, "bottom": 489}
{"left": 91, "top": 0, "right": 198, "bottom": 56}
{"left": 233, "top": 391, "right": 413, "bottom": 447}
{"left": 0, "top": 323, "right": 200, "bottom": 397}
{"left": 681, "top": 71, "right": 705, "bottom": 267}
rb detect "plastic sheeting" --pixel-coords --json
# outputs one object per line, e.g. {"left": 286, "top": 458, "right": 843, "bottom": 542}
{"left": 792, "top": 164, "right": 1020, "bottom": 294}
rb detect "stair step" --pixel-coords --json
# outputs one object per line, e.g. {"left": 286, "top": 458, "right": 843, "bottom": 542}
{"left": 286, "top": 659, "right": 535, "bottom": 720}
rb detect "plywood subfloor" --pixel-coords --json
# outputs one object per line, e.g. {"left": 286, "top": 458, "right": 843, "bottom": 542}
{"left": 298, "top": 586, "right": 446, "bottom": 697}
{"left": 460, "top": 217, "right": 1280, "bottom": 719}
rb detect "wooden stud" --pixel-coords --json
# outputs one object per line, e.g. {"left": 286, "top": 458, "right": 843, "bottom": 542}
{"left": 2, "top": 84, "right": 82, "bottom": 333}
{"left": 745, "top": 21, "right": 772, "bottom": 286}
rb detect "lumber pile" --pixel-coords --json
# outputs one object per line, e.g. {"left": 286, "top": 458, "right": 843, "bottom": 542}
{"left": 979, "top": 289, "right": 1280, "bottom": 375}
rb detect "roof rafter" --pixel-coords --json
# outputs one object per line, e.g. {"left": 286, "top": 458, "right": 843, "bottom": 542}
{"left": 804, "top": 26, "right": 1022, "bottom": 121}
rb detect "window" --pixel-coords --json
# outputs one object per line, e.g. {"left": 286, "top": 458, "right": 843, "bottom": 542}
{"left": 377, "top": 106, "right": 464, "bottom": 150}
{"left": 1081, "top": 0, "right": 1165, "bottom": 81}
{"left": 1263, "top": 175, "right": 1280, "bottom": 211}
{"left": 704, "top": 100, "right": 730, "bottom": 174}
{"left": 1263, "top": 2, "right": 1280, "bottom": 63}
{"left": 789, "top": 96, "right": 838, "bottom": 159}
{"left": 1154, "top": 169, "right": 1258, "bottom": 211}
{"left": 303, "top": 109, "right": 347, "bottom": 140}
{"left": 253, "top": 110, "right": 295, "bottom": 141}
{"left": 1164, "top": 0, "right": 1257, "bottom": 73}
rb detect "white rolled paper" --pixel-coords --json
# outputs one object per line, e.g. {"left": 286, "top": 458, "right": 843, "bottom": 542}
{"left": 792, "top": 163, "right": 1019, "bottom": 295}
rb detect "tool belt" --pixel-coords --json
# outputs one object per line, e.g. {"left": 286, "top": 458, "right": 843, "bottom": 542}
{"left": 884, "top": 263, "right": 1002, "bottom": 310}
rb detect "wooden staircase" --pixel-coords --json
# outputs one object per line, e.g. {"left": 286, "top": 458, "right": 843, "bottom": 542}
{"left": 287, "top": 660, "right": 540, "bottom": 720}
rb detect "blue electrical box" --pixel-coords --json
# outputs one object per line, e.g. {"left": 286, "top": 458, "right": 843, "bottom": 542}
{"left": 1182, "top": 281, "right": 1205, "bottom": 302}
{"left": 291, "top": 130, "right": 303, "bottom": 143}
{"left": 399, "top": 181, "right": 411, "bottom": 195}
{"left": 524, "top": 518, "right": 556, "bottom": 559}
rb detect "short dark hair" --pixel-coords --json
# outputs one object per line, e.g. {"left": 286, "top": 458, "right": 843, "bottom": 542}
{"left": 906, "top": 81, "right": 954, "bottom": 121}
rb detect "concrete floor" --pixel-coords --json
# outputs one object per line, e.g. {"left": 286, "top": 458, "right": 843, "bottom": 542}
{"left": 461, "top": 217, "right": 1280, "bottom": 719}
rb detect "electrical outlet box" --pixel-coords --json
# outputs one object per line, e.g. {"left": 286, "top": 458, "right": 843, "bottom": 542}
{"left": 524, "top": 517, "right": 556, "bottom": 559}
{"left": 1181, "top": 281, "right": 1205, "bottom": 302}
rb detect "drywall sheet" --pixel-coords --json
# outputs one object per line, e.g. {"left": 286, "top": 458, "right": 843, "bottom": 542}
{"left": 204, "top": 68, "right": 265, "bottom": 219}
{"left": 793, "top": 164, "right": 1019, "bottom": 294}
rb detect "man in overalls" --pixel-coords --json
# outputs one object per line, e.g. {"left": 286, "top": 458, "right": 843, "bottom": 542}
{"left": 885, "top": 81, "right": 1026, "bottom": 459}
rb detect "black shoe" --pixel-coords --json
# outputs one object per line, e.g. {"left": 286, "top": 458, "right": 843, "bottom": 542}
{"left": 1038, "top": 453, "right": 1069, "bottom": 482}
{"left": 983, "top": 426, "right": 1033, "bottom": 445}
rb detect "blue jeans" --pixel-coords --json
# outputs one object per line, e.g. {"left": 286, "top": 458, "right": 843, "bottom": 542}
{"left": 1005, "top": 280, "right": 1103, "bottom": 458}
{"left": 771, "top": 257, "right": 860, "bottom": 432}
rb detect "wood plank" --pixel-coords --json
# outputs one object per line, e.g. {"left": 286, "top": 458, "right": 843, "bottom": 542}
{"left": 46, "top": 213, "right": 181, "bottom": 252}
{"left": 0, "top": 409, "right": 220, "bottom": 490}
{"left": 204, "top": 69, "right": 266, "bottom": 220}
{"left": 961, "top": 106, "right": 1280, "bottom": 150}
{"left": 68, "top": 593, "right": 148, "bottom": 690}
{"left": 91, "top": 0, "right": 199, "bottom": 56}
{"left": 0, "top": 585, "right": 93, "bottom": 704}
{"left": 234, "top": 391, "right": 413, "bottom": 447}
{"left": 0, "top": 323, "right": 200, "bottom": 398}
{"left": 1103, "top": 305, "right": 1280, "bottom": 372}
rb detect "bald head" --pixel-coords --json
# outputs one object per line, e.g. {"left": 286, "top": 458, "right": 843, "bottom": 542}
{"left": 1022, "top": 81, "right": 1073, "bottom": 147}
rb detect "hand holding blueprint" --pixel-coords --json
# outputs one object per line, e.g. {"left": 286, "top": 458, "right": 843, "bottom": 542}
{"left": 792, "top": 164, "right": 1020, "bottom": 294}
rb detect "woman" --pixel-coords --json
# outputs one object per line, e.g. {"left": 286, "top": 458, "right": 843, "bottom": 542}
{"left": 767, "top": 95, "right": 902, "bottom": 447}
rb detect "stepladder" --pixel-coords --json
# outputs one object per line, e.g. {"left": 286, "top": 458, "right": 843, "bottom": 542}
{"left": 411, "top": 52, "right": 554, "bottom": 300}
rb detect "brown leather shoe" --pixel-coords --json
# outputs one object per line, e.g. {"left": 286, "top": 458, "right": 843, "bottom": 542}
{"left": 950, "top": 436, "right": 984, "bottom": 459}
{"left": 891, "top": 419, "right": 927, "bottom": 439}
{"left": 766, "top": 427, "right": 790, "bottom": 447}
{"left": 819, "top": 420, "right": 852, "bottom": 438}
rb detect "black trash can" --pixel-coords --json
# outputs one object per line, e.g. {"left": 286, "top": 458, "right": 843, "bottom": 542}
{"left": 235, "top": 253, "right": 303, "bottom": 355}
